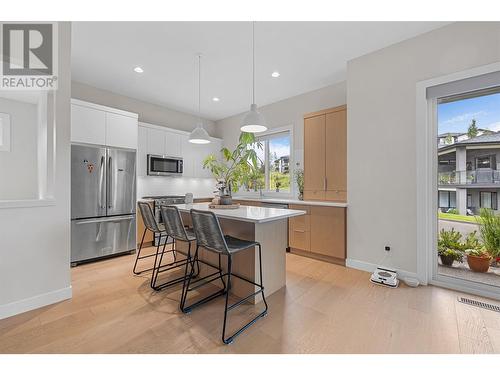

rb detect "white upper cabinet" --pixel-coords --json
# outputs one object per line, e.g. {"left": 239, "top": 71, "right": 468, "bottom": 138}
{"left": 137, "top": 126, "right": 148, "bottom": 176}
{"left": 147, "top": 127, "right": 166, "bottom": 155}
{"left": 70, "top": 99, "right": 138, "bottom": 149}
{"left": 71, "top": 104, "right": 106, "bottom": 145}
{"left": 106, "top": 112, "right": 138, "bottom": 149}
{"left": 137, "top": 122, "right": 222, "bottom": 179}
{"left": 165, "top": 131, "right": 182, "bottom": 157}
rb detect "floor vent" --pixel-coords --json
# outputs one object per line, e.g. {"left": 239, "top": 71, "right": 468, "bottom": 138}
{"left": 458, "top": 297, "right": 500, "bottom": 313}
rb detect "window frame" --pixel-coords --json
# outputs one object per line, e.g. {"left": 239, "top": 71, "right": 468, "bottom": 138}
{"left": 479, "top": 191, "right": 498, "bottom": 210}
{"left": 244, "top": 125, "right": 294, "bottom": 198}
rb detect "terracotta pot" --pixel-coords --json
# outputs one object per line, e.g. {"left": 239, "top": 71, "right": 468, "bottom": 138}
{"left": 466, "top": 254, "right": 491, "bottom": 273}
{"left": 439, "top": 254, "right": 455, "bottom": 267}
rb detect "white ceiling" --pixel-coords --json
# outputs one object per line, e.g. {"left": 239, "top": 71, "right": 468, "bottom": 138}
{"left": 72, "top": 22, "right": 448, "bottom": 121}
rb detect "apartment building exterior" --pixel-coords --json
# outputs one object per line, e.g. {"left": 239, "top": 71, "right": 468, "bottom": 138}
{"left": 438, "top": 132, "right": 500, "bottom": 214}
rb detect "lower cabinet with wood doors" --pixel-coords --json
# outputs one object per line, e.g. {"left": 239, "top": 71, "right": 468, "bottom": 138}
{"left": 288, "top": 204, "right": 346, "bottom": 265}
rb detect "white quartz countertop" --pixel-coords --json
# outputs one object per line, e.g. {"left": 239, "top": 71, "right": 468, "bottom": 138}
{"left": 172, "top": 203, "right": 306, "bottom": 224}
{"left": 232, "top": 196, "right": 348, "bottom": 208}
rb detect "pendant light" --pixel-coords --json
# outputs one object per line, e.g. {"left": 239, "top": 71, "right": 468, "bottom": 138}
{"left": 189, "top": 54, "right": 211, "bottom": 144}
{"left": 241, "top": 21, "right": 267, "bottom": 133}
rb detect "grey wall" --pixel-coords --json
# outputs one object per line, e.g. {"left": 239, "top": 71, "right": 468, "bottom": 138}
{"left": 347, "top": 22, "right": 500, "bottom": 274}
{"left": 0, "top": 98, "right": 38, "bottom": 200}
{"left": 72, "top": 81, "right": 216, "bottom": 135}
{"left": 215, "top": 81, "right": 347, "bottom": 170}
{"left": 0, "top": 22, "right": 72, "bottom": 318}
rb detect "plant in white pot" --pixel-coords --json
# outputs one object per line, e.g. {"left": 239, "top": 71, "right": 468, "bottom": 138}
{"left": 203, "top": 132, "right": 262, "bottom": 204}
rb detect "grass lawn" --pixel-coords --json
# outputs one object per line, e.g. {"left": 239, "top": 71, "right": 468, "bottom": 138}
{"left": 438, "top": 212, "right": 480, "bottom": 224}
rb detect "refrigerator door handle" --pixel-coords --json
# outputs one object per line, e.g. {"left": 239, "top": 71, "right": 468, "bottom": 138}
{"left": 108, "top": 155, "right": 113, "bottom": 209}
{"left": 75, "top": 215, "right": 135, "bottom": 225}
{"left": 98, "top": 155, "right": 105, "bottom": 210}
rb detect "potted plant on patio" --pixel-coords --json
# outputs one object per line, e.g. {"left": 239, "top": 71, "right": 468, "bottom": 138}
{"left": 477, "top": 208, "right": 500, "bottom": 269}
{"left": 465, "top": 248, "right": 492, "bottom": 273}
{"left": 437, "top": 228, "right": 464, "bottom": 266}
{"left": 438, "top": 247, "right": 463, "bottom": 266}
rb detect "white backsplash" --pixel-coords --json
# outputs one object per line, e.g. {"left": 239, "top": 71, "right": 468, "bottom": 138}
{"left": 137, "top": 176, "right": 216, "bottom": 199}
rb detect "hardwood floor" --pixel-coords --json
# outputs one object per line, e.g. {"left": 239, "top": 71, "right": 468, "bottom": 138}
{"left": 0, "top": 247, "right": 499, "bottom": 353}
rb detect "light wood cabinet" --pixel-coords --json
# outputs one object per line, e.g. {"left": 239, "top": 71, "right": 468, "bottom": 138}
{"left": 310, "top": 206, "right": 346, "bottom": 260}
{"left": 289, "top": 204, "right": 311, "bottom": 252}
{"left": 289, "top": 203, "right": 346, "bottom": 264}
{"left": 232, "top": 199, "right": 262, "bottom": 207}
{"left": 304, "top": 105, "right": 347, "bottom": 202}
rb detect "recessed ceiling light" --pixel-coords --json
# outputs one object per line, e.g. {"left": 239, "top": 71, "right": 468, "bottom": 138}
{"left": 271, "top": 71, "right": 280, "bottom": 78}
{"left": 212, "top": 97, "right": 220, "bottom": 102}
{"left": 134, "top": 66, "right": 144, "bottom": 73}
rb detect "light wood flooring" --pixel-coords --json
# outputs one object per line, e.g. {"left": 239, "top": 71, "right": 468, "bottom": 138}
{"left": 1, "top": 247, "right": 499, "bottom": 353}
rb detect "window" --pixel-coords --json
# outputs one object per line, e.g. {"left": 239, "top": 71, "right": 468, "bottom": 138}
{"left": 476, "top": 156, "right": 491, "bottom": 169}
{"left": 438, "top": 191, "right": 456, "bottom": 208}
{"left": 249, "top": 130, "right": 291, "bottom": 193}
{"left": 0, "top": 113, "right": 11, "bottom": 152}
{"left": 480, "top": 191, "right": 498, "bottom": 210}
{"left": 467, "top": 194, "right": 472, "bottom": 208}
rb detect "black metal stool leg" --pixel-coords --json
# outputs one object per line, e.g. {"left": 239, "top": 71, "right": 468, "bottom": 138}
{"left": 133, "top": 228, "right": 147, "bottom": 275}
{"left": 151, "top": 235, "right": 169, "bottom": 288}
{"left": 180, "top": 244, "right": 199, "bottom": 312}
{"left": 222, "top": 255, "right": 232, "bottom": 344}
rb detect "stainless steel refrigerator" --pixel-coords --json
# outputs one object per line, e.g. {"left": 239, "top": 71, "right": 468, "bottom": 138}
{"left": 71, "top": 144, "right": 136, "bottom": 265}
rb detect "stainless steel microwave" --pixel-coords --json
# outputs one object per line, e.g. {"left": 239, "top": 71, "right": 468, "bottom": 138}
{"left": 147, "top": 154, "right": 183, "bottom": 176}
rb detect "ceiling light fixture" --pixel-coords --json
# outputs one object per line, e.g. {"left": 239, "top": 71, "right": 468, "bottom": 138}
{"left": 134, "top": 66, "right": 144, "bottom": 73}
{"left": 271, "top": 71, "right": 280, "bottom": 78}
{"left": 212, "top": 97, "right": 220, "bottom": 102}
{"left": 241, "top": 21, "right": 267, "bottom": 134}
{"left": 189, "top": 54, "right": 211, "bottom": 144}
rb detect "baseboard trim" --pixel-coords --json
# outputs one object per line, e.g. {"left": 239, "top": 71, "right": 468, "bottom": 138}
{"left": 346, "top": 258, "right": 419, "bottom": 281}
{"left": 0, "top": 286, "right": 72, "bottom": 320}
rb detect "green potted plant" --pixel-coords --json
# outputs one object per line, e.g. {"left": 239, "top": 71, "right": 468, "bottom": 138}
{"left": 437, "top": 228, "right": 463, "bottom": 266}
{"left": 438, "top": 247, "right": 463, "bottom": 266}
{"left": 465, "top": 248, "right": 492, "bottom": 273}
{"left": 478, "top": 208, "right": 500, "bottom": 266}
{"left": 294, "top": 168, "right": 304, "bottom": 200}
{"left": 203, "top": 132, "right": 262, "bottom": 204}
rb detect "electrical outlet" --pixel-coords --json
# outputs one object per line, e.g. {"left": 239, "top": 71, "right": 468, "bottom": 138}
{"left": 385, "top": 246, "right": 391, "bottom": 251}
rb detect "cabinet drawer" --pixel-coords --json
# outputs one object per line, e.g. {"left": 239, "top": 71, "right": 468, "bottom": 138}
{"left": 289, "top": 214, "right": 310, "bottom": 232}
{"left": 304, "top": 190, "right": 326, "bottom": 201}
{"left": 289, "top": 228, "right": 310, "bottom": 252}
{"left": 325, "top": 190, "right": 347, "bottom": 202}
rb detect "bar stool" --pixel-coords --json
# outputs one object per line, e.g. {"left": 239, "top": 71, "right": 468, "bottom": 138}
{"left": 133, "top": 201, "right": 169, "bottom": 275}
{"left": 181, "top": 209, "right": 268, "bottom": 345}
{"left": 150, "top": 205, "right": 200, "bottom": 291}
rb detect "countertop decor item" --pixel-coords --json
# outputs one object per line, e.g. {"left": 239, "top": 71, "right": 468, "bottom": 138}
{"left": 208, "top": 203, "right": 240, "bottom": 209}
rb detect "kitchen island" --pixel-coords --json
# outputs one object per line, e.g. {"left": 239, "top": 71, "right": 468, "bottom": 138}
{"left": 172, "top": 203, "right": 306, "bottom": 303}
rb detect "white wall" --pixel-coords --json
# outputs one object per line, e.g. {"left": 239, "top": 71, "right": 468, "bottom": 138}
{"left": 137, "top": 176, "right": 215, "bottom": 199}
{"left": 0, "top": 22, "right": 72, "bottom": 319}
{"left": 347, "top": 22, "right": 500, "bottom": 275}
{"left": 0, "top": 98, "right": 38, "bottom": 200}
{"left": 215, "top": 81, "right": 347, "bottom": 195}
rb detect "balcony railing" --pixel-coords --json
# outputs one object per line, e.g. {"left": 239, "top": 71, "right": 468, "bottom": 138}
{"left": 438, "top": 170, "right": 500, "bottom": 185}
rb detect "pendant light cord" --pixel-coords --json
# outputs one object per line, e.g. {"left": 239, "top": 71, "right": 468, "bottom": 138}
{"left": 198, "top": 54, "right": 202, "bottom": 126}
{"left": 252, "top": 21, "right": 255, "bottom": 105}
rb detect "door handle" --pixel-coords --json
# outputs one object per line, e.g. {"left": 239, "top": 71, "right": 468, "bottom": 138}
{"left": 76, "top": 215, "right": 134, "bottom": 225}
{"left": 108, "top": 156, "right": 113, "bottom": 209}
{"left": 98, "top": 156, "right": 105, "bottom": 209}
